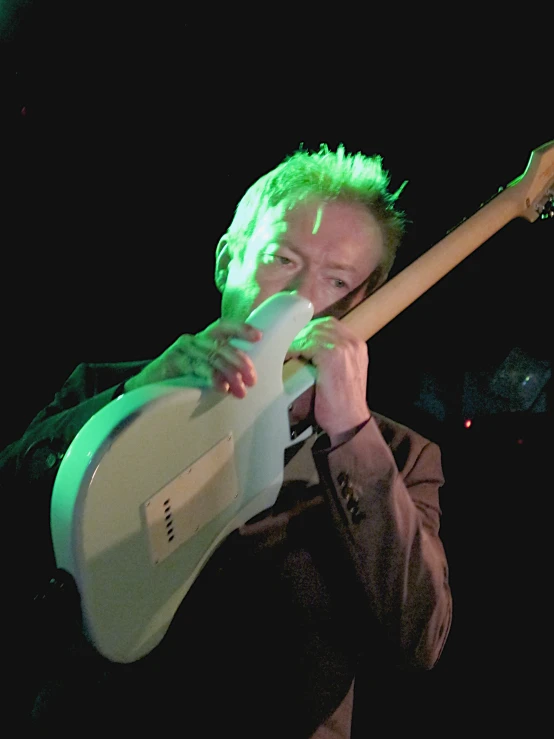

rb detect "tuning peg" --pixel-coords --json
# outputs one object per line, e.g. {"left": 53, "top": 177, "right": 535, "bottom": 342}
{"left": 539, "top": 196, "right": 554, "bottom": 219}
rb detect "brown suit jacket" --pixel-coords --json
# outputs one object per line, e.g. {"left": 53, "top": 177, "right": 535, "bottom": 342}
{"left": 2, "top": 362, "right": 452, "bottom": 737}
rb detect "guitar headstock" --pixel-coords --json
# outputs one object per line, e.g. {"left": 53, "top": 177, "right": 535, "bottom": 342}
{"left": 507, "top": 140, "right": 554, "bottom": 222}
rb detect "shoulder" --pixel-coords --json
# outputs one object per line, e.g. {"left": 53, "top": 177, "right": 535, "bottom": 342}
{"left": 21, "top": 360, "right": 151, "bottom": 431}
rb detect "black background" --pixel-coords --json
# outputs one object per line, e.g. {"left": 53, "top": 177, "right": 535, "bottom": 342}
{"left": 2, "top": 5, "right": 552, "bottom": 732}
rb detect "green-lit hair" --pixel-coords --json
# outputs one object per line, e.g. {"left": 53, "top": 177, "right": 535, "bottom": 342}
{"left": 225, "top": 144, "right": 407, "bottom": 293}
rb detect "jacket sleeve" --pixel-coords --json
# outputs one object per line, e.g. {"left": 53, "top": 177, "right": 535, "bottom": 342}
{"left": 0, "top": 361, "right": 147, "bottom": 590}
{"left": 0, "top": 361, "right": 148, "bottom": 484}
{"left": 312, "top": 416, "right": 452, "bottom": 670}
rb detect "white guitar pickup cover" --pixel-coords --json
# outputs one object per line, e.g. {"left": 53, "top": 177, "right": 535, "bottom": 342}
{"left": 143, "top": 434, "right": 237, "bottom": 566}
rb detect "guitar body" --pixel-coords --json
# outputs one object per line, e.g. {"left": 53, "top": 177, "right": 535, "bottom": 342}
{"left": 51, "top": 292, "right": 315, "bottom": 663}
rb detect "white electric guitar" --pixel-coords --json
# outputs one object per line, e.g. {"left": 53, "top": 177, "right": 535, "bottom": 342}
{"left": 51, "top": 141, "right": 553, "bottom": 663}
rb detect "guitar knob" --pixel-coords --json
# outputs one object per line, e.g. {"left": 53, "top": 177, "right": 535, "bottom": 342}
{"left": 539, "top": 197, "right": 553, "bottom": 219}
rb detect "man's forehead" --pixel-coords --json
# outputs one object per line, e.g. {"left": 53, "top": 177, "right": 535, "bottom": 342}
{"left": 252, "top": 198, "right": 381, "bottom": 245}
{"left": 252, "top": 201, "right": 291, "bottom": 240}
{"left": 253, "top": 197, "right": 325, "bottom": 234}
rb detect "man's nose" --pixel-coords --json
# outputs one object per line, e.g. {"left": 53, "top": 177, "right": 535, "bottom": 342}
{"left": 287, "top": 270, "right": 318, "bottom": 304}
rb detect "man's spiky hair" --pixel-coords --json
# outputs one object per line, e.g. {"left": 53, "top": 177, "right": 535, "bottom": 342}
{"left": 226, "top": 144, "right": 407, "bottom": 292}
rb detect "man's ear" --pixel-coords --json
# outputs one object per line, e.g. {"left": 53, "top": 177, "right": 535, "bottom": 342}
{"left": 215, "top": 237, "right": 232, "bottom": 293}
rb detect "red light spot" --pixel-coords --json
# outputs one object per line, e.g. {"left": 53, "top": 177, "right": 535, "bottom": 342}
{"left": 464, "top": 419, "right": 472, "bottom": 429}
{"left": 517, "top": 439, "right": 524, "bottom": 445}
{"left": 21, "top": 106, "right": 27, "bottom": 117}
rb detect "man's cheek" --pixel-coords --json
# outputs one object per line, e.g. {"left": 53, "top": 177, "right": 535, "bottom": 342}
{"left": 331, "top": 281, "right": 373, "bottom": 319}
{"left": 313, "top": 292, "right": 354, "bottom": 320}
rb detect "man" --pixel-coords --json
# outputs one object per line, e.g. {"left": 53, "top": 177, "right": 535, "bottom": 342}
{"left": 5, "top": 145, "right": 452, "bottom": 736}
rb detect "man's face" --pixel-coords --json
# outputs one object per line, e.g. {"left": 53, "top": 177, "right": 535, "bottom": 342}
{"left": 220, "top": 197, "right": 384, "bottom": 322}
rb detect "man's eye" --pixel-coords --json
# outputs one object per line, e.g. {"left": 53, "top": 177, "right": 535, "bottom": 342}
{"left": 332, "top": 279, "right": 347, "bottom": 289}
{"left": 264, "top": 254, "right": 292, "bottom": 266}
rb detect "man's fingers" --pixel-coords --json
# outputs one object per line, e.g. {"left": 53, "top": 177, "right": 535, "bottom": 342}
{"left": 127, "top": 321, "right": 262, "bottom": 394}
{"left": 193, "top": 336, "right": 257, "bottom": 390}
{"left": 209, "top": 321, "right": 262, "bottom": 344}
{"left": 215, "top": 345, "right": 257, "bottom": 386}
{"left": 213, "top": 371, "right": 230, "bottom": 394}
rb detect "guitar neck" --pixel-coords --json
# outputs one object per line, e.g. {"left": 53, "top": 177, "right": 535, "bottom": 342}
{"left": 342, "top": 185, "right": 521, "bottom": 342}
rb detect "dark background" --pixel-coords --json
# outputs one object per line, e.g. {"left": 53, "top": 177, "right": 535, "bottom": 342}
{"left": 2, "top": 4, "right": 552, "bottom": 732}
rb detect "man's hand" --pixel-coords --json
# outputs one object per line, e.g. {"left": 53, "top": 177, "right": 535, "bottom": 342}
{"left": 124, "top": 320, "right": 262, "bottom": 398}
{"left": 287, "top": 317, "right": 371, "bottom": 442}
